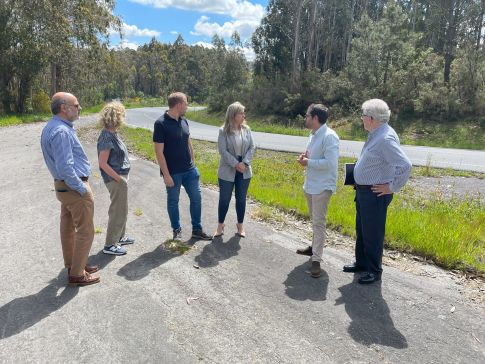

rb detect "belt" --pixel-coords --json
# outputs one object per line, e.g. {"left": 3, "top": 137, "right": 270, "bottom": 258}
{"left": 55, "top": 176, "right": 88, "bottom": 182}
{"left": 354, "top": 184, "right": 372, "bottom": 189}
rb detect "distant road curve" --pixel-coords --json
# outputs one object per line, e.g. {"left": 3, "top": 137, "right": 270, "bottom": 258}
{"left": 124, "top": 107, "right": 485, "bottom": 173}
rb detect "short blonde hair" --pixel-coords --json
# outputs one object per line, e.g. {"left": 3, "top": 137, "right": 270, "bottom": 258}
{"left": 99, "top": 101, "right": 126, "bottom": 129}
{"left": 222, "top": 101, "right": 247, "bottom": 134}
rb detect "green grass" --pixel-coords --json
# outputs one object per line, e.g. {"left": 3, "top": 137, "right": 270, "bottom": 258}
{"left": 187, "top": 109, "right": 485, "bottom": 151}
{"left": 119, "top": 125, "right": 485, "bottom": 274}
{"left": 0, "top": 113, "right": 51, "bottom": 127}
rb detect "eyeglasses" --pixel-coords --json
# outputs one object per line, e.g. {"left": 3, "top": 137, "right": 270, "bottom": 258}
{"left": 65, "top": 103, "right": 81, "bottom": 109}
{"left": 361, "top": 114, "right": 370, "bottom": 119}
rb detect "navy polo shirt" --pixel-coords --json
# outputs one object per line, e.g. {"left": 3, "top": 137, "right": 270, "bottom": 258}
{"left": 153, "top": 112, "right": 194, "bottom": 175}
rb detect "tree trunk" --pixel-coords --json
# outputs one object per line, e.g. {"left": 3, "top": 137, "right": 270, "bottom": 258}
{"left": 307, "top": 0, "right": 318, "bottom": 69}
{"left": 324, "top": 1, "right": 337, "bottom": 71}
{"left": 476, "top": 0, "right": 484, "bottom": 50}
{"left": 291, "top": 0, "right": 304, "bottom": 88}
{"left": 443, "top": 0, "right": 461, "bottom": 84}
{"left": 16, "top": 77, "right": 29, "bottom": 113}
{"left": 344, "top": 0, "right": 356, "bottom": 65}
{"left": 50, "top": 63, "right": 57, "bottom": 96}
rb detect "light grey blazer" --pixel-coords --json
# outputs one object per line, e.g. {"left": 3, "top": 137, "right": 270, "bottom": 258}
{"left": 217, "top": 127, "right": 256, "bottom": 182}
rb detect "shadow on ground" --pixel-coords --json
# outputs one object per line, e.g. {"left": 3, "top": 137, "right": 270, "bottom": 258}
{"left": 335, "top": 276, "right": 408, "bottom": 348}
{"left": 117, "top": 243, "right": 183, "bottom": 280}
{"left": 284, "top": 261, "right": 329, "bottom": 301}
{"left": 0, "top": 271, "right": 79, "bottom": 340}
{"left": 194, "top": 235, "right": 241, "bottom": 268}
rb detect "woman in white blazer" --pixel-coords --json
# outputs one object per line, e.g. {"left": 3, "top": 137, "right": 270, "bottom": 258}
{"left": 214, "top": 102, "right": 256, "bottom": 238}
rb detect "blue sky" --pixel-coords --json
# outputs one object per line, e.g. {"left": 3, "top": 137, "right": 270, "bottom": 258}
{"left": 109, "top": 0, "right": 269, "bottom": 59}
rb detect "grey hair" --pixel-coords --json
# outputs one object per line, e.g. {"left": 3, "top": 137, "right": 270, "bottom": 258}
{"left": 51, "top": 98, "right": 66, "bottom": 114}
{"left": 222, "top": 101, "right": 247, "bottom": 134}
{"left": 362, "top": 99, "right": 391, "bottom": 123}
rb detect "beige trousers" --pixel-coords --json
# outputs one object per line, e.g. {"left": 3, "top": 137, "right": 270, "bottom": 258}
{"left": 55, "top": 180, "right": 95, "bottom": 276}
{"left": 305, "top": 190, "right": 332, "bottom": 262}
{"left": 105, "top": 176, "right": 128, "bottom": 246}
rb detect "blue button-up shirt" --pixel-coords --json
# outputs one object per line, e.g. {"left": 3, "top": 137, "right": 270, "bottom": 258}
{"left": 40, "top": 116, "right": 91, "bottom": 195}
{"left": 354, "top": 123, "right": 412, "bottom": 192}
{"left": 303, "top": 124, "right": 340, "bottom": 194}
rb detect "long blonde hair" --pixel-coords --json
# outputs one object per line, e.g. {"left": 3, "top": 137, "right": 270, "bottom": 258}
{"left": 222, "top": 101, "right": 248, "bottom": 135}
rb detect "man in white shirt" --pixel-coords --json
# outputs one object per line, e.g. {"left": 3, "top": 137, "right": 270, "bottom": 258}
{"left": 296, "top": 104, "right": 340, "bottom": 277}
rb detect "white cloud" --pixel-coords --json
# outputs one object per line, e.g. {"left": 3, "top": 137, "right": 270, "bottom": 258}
{"left": 170, "top": 30, "right": 179, "bottom": 35}
{"left": 110, "top": 23, "right": 161, "bottom": 37}
{"left": 190, "top": 15, "right": 260, "bottom": 39}
{"left": 114, "top": 40, "right": 140, "bottom": 50}
{"left": 129, "top": 0, "right": 265, "bottom": 39}
{"left": 129, "top": 0, "right": 265, "bottom": 20}
{"left": 240, "top": 47, "right": 255, "bottom": 62}
{"left": 193, "top": 41, "right": 215, "bottom": 49}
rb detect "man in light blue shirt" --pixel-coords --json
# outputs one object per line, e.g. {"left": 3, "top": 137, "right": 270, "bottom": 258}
{"left": 343, "top": 99, "right": 412, "bottom": 284}
{"left": 41, "top": 92, "right": 99, "bottom": 286}
{"left": 296, "top": 104, "right": 339, "bottom": 278}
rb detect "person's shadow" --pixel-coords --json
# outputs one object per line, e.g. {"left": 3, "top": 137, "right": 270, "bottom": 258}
{"left": 284, "top": 261, "right": 329, "bottom": 301}
{"left": 194, "top": 235, "right": 241, "bottom": 268}
{"left": 117, "top": 243, "right": 183, "bottom": 281}
{"left": 87, "top": 248, "right": 116, "bottom": 270}
{"left": 0, "top": 270, "right": 79, "bottom": 340}
{"left": 335, "top": 276, "right": 408, "bottom": 348}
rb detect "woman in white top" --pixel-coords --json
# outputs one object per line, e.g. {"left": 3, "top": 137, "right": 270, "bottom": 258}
{"left": 214, "top": 102, "right": 256, "bottom": 238}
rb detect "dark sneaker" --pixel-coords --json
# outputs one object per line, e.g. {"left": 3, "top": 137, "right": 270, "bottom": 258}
{"left": 310, "top": 261, "right": 321, "bottom": 278}
{"left": 192, "top": 229, "right": 213, "bottom": 240}
{"left": 173, "top": 228, "right": 182, "bottom": 241}
{"left": 119, "top": 236, "right": 135, "bottom": 245}
{"left": 296, "top": 246, "right": 312, "bottom": 256}
{"left": 103, "top": 244, "right": 127, "bottom": 255}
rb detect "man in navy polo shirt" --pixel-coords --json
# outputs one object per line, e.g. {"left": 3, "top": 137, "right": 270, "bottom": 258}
{"left": 153, "top": 92, "right": 212, "bottom": 241}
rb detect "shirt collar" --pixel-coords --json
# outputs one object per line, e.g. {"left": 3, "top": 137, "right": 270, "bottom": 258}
{"left": 369, "top": 122, "right": 388, "bottom": 138}
{"left": 53, "top": 115, "right": 74, "bottom": 128}
{"left": 311, "top": 123, "right": 327, "bottom": 136}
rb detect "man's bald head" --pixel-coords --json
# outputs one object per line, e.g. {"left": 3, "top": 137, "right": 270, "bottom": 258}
{"left": 51, "top": 92, "right": 75, "bottom": 115}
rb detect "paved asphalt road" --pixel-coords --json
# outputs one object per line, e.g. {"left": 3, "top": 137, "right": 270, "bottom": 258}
{"left": 0, "top": 121, "right": 483, "bottom": 363}
{"left": 125, "top": 107, "right": 485, "bottom": 173}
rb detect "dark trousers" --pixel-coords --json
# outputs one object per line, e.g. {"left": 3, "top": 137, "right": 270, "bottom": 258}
{"left": 355, "top": 188, "right": 393, "bottom": 274}
{"left": 218, "top": 172, "right": 251, "bottom": 224}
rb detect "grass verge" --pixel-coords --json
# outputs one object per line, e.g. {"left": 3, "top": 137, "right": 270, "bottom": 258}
{"left": 186, "top": 109, "right": 485, "bottom": 150}
{"left": 119, "top": 125, "right": 485, "bottom": 274}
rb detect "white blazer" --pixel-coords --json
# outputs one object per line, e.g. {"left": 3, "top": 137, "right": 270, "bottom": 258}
{"left": 217, "top": 127, "right": 256, "bottom": 182}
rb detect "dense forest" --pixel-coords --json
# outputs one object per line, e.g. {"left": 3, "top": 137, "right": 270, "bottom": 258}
{"left": 1, "top": 0, "right": 484, "bottom": 121}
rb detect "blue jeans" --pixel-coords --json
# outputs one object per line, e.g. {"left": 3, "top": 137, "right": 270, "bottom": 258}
{"left": 354, "top": 188, "right": 393, "bottom": 274}
{"left": 218, "top": 172, "right": 251, "bottom": 224}
{"left": 166, "top": 167, "right": 202, "bottom": 231}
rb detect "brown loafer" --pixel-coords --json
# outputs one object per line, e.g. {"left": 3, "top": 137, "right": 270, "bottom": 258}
{"left": 67, "top": 264, "right": 99, "bottom": 275}
{"left": 68, "top": 273, "right": 100, "bottom": 286}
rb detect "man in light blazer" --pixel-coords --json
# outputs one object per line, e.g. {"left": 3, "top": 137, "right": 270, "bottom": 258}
{"left": 214, "top": 102, "right": 256, "bottom": 238}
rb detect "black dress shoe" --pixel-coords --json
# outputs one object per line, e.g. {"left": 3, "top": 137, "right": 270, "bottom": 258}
{"left": 358, "top": 272, "right": 381, "bottom": 284}
{"left": 342, "top": 263, "right": 366, "bottom": 273}
{"left": 296, "top": 246, "right": 312, "bottom": 256}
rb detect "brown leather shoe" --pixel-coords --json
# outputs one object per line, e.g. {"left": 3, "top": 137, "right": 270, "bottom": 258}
{"left": 67, "top": 264, "right": 99, "bottom": 275}
{"left": 310, "top": 261, "right": 321, "bottom": 278}
{"left": 68, "top": 273, "right": 100, "bottom": 286}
